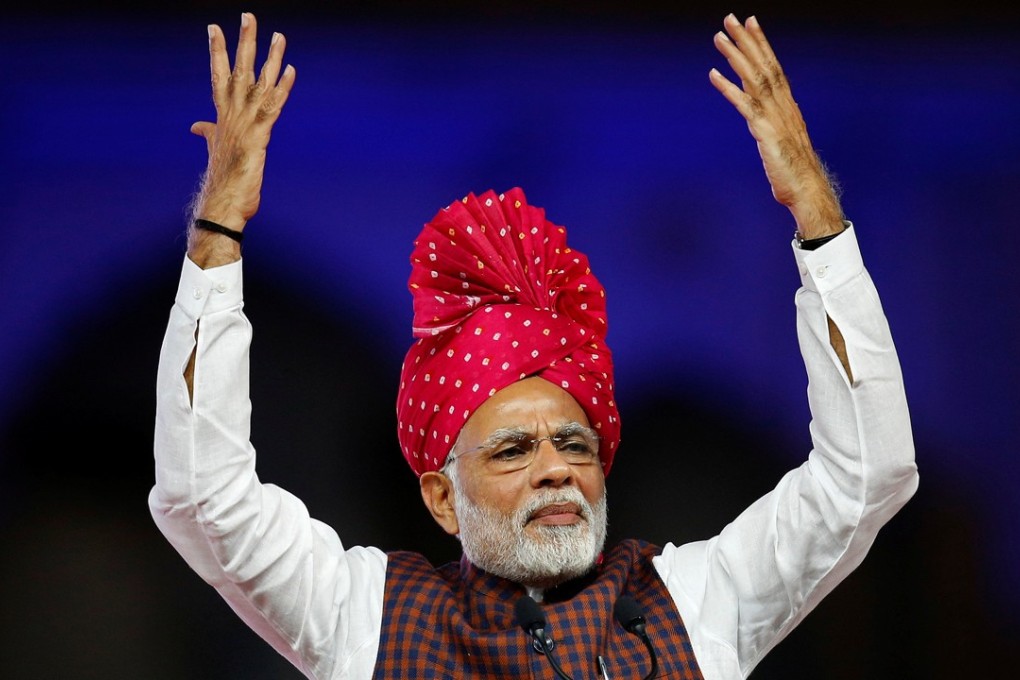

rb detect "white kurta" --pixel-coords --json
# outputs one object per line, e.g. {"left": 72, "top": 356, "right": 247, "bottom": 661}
{"left": 150, "top": 224, "right": 918, "bottom": 679}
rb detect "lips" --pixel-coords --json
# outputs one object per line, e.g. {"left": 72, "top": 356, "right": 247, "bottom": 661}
{"left": 529, "top": 502, "right": 583, "bottom": 524}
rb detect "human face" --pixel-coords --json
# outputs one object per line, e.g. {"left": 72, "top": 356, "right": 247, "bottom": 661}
{"left": 446, "top": 377, "right": 608, "bottom": 587}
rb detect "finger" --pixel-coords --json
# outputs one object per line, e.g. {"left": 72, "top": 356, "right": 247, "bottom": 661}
{"left": 708, "top": 68, "right": 735, "bottom": 102}
{"left": 743, "top": 16, "right": 788, "bottom": 97}
{"left": 276, "top": 63, "right": 296, "bottom": 111}
{"left": 231, "top": 12, "right": 258, "bottom": 101}
{"left": 717, "top": 16, "right": 787, "bottom": 108}
{"left": 709, "top": 68, "right": 760, "bottom": 125}
{"left": 276, "top": 63, "right": 297, "bottom": 99}
{"left": 254, "top": 64, "right": 296, "bottom": 130}
{"left": 257, "top": 32, "right": 286, "bottom": 92}
{"left": 207, "top": 24, "right": 230, "bottom": 113}
{"left": 713, "top": 29, "right": 755, "bottom": 91}
{"left": 722, "top": 15, "right": 781, "bottom": 102}
{"left": 723, "top": 14, "right": 766, "bottom": 69}
{"left": 745, "top": 16, "right": 779, "bottom": 66}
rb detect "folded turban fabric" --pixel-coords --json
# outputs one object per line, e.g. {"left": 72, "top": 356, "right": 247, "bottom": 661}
{"left": 396, "top": 187, "right": 620, "bottom": 477}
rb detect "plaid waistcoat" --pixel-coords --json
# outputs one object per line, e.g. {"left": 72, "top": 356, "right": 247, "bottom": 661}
{"left": 372, "top": 539, "right": 704, "bottom": 679}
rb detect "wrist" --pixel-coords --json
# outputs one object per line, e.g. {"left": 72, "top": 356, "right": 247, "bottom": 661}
{"left": 194, "top": 208, "right": 247, "bottom": 234}
{"left": 187, "top": 223, "right": 242, "bottom": 269}
{"left": 795, "top": 220, "right": 850, "bottom": 251}
{"left": 194, "top": 218, "right": 244, "bottom": 243}
{"left": 789, "top": 198, "right": 843, "bottom": 240}
{"left": 192, "top": 186, "right": 250, "bottom": 233}
{"left": 787, "top": 173, "right": 844, "bottom": 240}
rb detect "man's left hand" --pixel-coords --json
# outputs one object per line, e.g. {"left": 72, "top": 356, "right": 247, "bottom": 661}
{"left": 710, "top": 14, "right": 843, "bottom": 240}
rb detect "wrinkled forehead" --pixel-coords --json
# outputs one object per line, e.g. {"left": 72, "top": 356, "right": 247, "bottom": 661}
{"left": 455, "top": 376, "right": 590, "bottom": 449}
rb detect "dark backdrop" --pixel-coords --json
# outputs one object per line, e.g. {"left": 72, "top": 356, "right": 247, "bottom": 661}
{"left": 1, "top": 2, "right": 1017, "bottom": 678}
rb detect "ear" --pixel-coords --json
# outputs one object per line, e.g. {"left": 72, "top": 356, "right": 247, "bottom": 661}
{"left": 419, "top": 471, "right": 460, "bottom": 536}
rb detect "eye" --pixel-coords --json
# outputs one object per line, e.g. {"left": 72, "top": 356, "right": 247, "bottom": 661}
{"left": 555, "top": 437, "right": 597, "bottom": 458}
{"left": 490, "top": 444, "right": 528, "bottom": 461}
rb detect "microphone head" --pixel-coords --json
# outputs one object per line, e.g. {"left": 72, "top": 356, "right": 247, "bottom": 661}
{"left": 613, "top": 595, "right": 646, "bottom": 634}
{"left": 615, "top": 595, "right": 659, "bottom": 680}
{"left": 515, "top": 595, "right": 546, "bottom": 634}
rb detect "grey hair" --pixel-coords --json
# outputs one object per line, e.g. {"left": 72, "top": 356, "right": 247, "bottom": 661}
{"left": 439, "top": 429, "right": 465, "bottom": 483}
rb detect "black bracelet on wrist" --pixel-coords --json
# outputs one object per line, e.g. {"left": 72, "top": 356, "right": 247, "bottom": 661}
{"left": 795, "top": 221, "right": 849, "bottom": 251}
{"left": 194, "top": 218, "right": 244, "bottom": 244}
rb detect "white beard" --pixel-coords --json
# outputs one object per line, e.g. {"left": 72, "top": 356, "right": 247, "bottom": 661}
{"left": 452, "top": 476, "right": 608, "bottom": 589}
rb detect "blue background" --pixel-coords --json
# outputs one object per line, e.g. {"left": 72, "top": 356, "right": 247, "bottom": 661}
{"left": 1, "top": 2, "right": 1017, "bottom": 677}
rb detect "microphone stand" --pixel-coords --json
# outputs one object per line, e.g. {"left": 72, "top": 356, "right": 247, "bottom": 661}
{"left": 515, "top": 595, "right": 580, "bottom": 680}
{"left": 516, "top": 593, "right": 661, "bottom": 680}
{"left": 614, "top": 595, "right": 659, "bottom": 680}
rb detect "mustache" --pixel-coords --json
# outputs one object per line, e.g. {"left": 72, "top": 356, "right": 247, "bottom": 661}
{"left": 517, "top": 488, "right": 591, "bottom": 526}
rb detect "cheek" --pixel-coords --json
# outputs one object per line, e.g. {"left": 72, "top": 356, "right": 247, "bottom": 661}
{"left": 579, "top": 470, "right": 606, "bottom": 505}
{"left": 462, "top": 470, "right": 526, "bottom": 514}
{"left": 489, "top": 482, "right": 530, "bottom": 516}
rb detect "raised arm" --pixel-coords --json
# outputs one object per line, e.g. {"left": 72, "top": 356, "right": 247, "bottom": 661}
{"left": 182, "top": 13, "right": 294, "bottom": 400}
{"left": 187, "top": 12, "right": 295, "bottom": 269}
{"left": 653, "top": 16, "right": 918, "bottom": 678}
{"left": 709, "top": 14, "right": 843, "bottom": 241}
{"left": 710, "top": 14, "right": 854, "bottom": 381}
{"left": 151, "top": 16, "right": 386, "bottom": 678}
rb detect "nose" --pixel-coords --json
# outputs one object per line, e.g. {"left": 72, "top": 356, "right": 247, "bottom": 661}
{"left": 528, "top": 437, "right": 574, "bottom": 488}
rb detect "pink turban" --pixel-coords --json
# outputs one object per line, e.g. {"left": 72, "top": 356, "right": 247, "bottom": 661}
{"left": 396, "top": 188, "right": 620, "bottom": 477}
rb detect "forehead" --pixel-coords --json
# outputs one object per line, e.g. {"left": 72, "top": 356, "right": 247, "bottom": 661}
{"left": 458, "top": 376, "right": 589, "bottom": 444}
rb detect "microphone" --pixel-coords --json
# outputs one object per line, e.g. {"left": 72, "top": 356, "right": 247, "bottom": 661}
{"left": 614, "top": 595, "right": 659, "bottom": 680}
{"left": 514, "top": 595, "right": 578, "bottom": 680}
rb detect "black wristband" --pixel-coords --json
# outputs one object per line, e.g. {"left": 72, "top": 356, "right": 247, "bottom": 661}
{"left": 194, "top": 218, "right": 244, "bottom": 244}
{"left": 795, "top": 222, "right": 848, "bottom": 251}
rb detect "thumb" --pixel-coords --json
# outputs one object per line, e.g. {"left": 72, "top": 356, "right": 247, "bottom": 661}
{"left": 190, "top": 121, "right": 217, "bottom": 156}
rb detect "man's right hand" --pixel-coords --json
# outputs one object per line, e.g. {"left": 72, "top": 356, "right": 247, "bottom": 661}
{"left": 188, "top": 12, "right": 295, "bottom": 268}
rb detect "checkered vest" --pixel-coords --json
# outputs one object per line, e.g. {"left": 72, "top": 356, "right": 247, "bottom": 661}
{"left": 372, "top": 539, "right": 704, "bottom": 679}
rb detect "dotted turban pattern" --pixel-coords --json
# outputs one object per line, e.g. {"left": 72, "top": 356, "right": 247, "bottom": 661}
{"left": 396, "top": 187, "right": 620, "bottom": 477}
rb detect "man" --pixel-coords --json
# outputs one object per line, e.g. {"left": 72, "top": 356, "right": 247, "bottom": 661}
{"left": 151, "top": 11, "right": 918, "bottom": 679}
